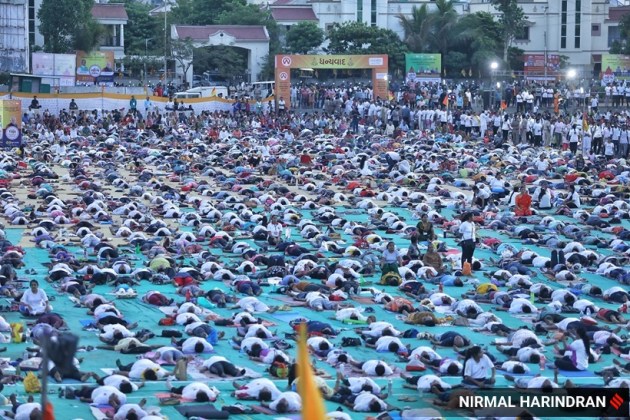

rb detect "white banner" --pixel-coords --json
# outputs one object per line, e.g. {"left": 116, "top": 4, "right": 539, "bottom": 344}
{"left": 1, "top": 93, "right": 235, "bottom": 115}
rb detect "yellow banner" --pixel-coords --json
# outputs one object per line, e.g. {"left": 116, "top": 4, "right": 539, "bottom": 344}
{"left": 275, "top": 54, "right": 389, "bottom": 110}
{"left": 1, "top": 100, "right": 22, "bottom": 148}
{"left": 276, "top": 55, "right": 387, "bottom": 70}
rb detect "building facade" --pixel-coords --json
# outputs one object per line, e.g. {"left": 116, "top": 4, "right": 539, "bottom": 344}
{"left": 0, "top": 0, "right": 30, "bottom": 73}
{"left": 29, "top": 0, "right": 127, "bottom": 59}
{"left": 263, "top": 0, "right": 630, "bottom": 74}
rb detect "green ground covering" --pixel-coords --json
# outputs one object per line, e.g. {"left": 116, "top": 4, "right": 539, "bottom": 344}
{"left": 1, "top": 204, "right": 628, "bottom": 420}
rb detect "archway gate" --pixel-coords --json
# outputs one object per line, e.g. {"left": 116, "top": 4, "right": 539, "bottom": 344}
{"left": 274, "top": 54, "right": 388, "bottom": 110}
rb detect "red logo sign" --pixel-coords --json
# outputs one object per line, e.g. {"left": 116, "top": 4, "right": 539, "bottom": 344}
{"left": 279, "top": 72, "right": 289, "bottom": 81}
{"left": 281, "top": 56, "right": 292, "bottom": 67}
{"left": 611, "top": 393, "right": 624, "bottom": 410}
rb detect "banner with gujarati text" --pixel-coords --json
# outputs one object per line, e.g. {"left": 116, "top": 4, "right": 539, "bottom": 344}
{"left": 275, "top": 54, "right": 388, "bottom": 109}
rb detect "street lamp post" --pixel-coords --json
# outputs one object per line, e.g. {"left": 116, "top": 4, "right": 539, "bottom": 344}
{"left": 490, "top": 61, "right": 499, "bottom": 109}
{"left": 164, "top": 0, "right": 168, "bottom": 85}
{"left": 567, "top": 69, "right": 577, "bottom": 110}
{"left": 544, "top": 6, "right": 549, "bottom": 81}
{"left": 144, "top": 38, "right": 153, "bottom": 85}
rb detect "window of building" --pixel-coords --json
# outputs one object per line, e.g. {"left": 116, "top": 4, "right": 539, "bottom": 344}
{"left": 608, "top": 25, "right": 621, "bottom": 48}
{"left": 515, "top": 26, "right": 530, "bottom": 41}
{"left": 592, "top": 24, "right": 600, "bottom": 36}
{"left": 357, "top": 0, "right": 363, "bottom": 22}
{"left": 28, "top": 0, "right": 35, "bottom": 48}
{"left": 575, "top": 0, "right": 581, "bottom": 48}
{"left": 371, "top": 0, "right": 377, "bottom": 26}
{"left": 560, "top": 0, "right": 567, "bottom": 49}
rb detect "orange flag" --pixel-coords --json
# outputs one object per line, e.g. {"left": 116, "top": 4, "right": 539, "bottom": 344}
{"left": 297, "top": 323, "right": 327, "bottom": 420}
{"left": 442, "top": 95, "right": 448, "bottom": 106}
{"left": 500, "top": 100, "right": 507, "bottom": 110}
{"left": 43, "top": 402, "right": 55, "bottom": 420}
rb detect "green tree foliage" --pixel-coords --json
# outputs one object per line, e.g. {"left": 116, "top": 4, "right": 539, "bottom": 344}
{"left": 447, "top": 12, "right": 502, "bottom": 75}
{"left": 285, "top": 21, "right": 324, "bottom": 54}
{"left": 122, "top": 0, "right": 163, "bottom": 55}
{"left": 168, "top": 0, "right": 280, "bottom": 81}
{"left": 39, "top": 0, "right": 103, "bottom": 53}
{"left": 491, "top": 0, "right": 527, "bottom": 62}
{"left": 326, "top": 22, "right": 408, "bottom": 75}
{"left": 397, "top": 0, "right": 466, "bottom": 72}
{"left": 398, "top": 0, "right": 528, "bottom": 77}
{"left": 171, "top": 37, "right": 195, "bottom": 78}
{"left": 610, "top": 13, "right": 630, "bottom": 54}
{"left": 194, "top": 46, "right": 248, "bottom": 80}
{"left": 431, "top": 0, "right": 459, "bottom": 59}
{"left": 398, "top": 5, "right": 432, "bottom": 53}
{"left": 169, "top": 0, "right": 245, "bottom": 26}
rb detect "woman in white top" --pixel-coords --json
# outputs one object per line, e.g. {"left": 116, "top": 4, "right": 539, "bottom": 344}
{"left": 554, "top": 327, "right": 593, "bottom": 371}
{"left": 566, "top": 184, "right": 581, "bottom": 208}
{"left": 267, "top": 215, "right": 283, "bottom": 245}
{"left": 458, "top": 213, "right": 476, "bottom": 269}
{"left": 380, "top": 241, "right": 402, "bottom": 276}
{"left": 462, "top": 346, "right": 495, "bottom": 388}
{"left": 19, "top": 280, "right": 50, "bottom": 316}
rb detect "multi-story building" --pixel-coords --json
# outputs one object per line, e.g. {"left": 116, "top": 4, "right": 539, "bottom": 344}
{"left": 0, "top": 0, "right": 30, "bottom": 73}
{"left": 264, "top": 0, "right": 630, "bottom": 74}
{"left": 28, "top": 0, "right": 127, "bottom": 58}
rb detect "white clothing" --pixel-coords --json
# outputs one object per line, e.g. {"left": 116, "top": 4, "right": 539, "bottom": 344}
{"left": 91, "top": 386, "right": 127, "bottom": 406}
{"left": 269, "top": 391, "right": 302, "bottom": 412}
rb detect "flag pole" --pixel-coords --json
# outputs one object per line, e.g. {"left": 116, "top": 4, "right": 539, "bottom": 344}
{"left": 40, "top": 335, "right": 49, "bottom": 412}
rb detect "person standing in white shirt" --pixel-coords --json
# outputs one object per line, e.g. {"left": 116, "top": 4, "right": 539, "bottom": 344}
{"left": 458, "top": 213, "right": 476, "bottom": 269}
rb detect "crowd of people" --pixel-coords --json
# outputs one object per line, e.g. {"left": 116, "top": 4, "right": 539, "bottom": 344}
{"left": 0, "top": 78, "right": 629, "bottom": 420}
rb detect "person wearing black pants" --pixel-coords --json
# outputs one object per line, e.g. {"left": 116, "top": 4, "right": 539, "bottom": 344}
{"left": 458, "top": 213, "right": 476, "bottom": 268}
{"left": 201, "top": 358, "right": 245, "bottom": 378}
{"left": 554, "top": 327, "right": 593, "bottom": 372}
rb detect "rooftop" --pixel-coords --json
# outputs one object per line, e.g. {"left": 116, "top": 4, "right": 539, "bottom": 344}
{"left": 271, "top": 7, "right": 318, "bottom": 21}
{"left": 174, "top": 25, "right": 270, "bottom": 42}
{"left": 91, "top": 3, "right": 128, "bottom": 21}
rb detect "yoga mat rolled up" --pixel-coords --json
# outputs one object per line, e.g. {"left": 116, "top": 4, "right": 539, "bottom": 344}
{"left": 175, "top": 404, "right": 229, "bottom": 419}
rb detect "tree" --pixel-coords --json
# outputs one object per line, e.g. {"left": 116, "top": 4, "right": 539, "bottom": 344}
{"left": 491, "top": 0, "right": 527, "bottom": 64}
{"left": 194, "top": 46, "right": 248, "bottom": 80}
{"left": 397, "top": 5, "right": 433, "bottom": 53}
{"left": 451, "top": 12, "right": 502, "bottom": 76}
{"left": 285, "top": 22, "right": 324, "bottom": 54}
{"left": 171, "top": 37, "right": 195, "bottom": 80}
{"left": 38, "top": 0, "right": 102, "bottom": 53}
{"left": 326, "top": 22, "right": 408, "bottom": 75}
{"left": 610, "top": 13, "right": 630, "bottom": 54}
{"left": 431, "top": 0, "right": 459, "bottom": 60}
{"left": 169, "top": 0, "right": 246, "bottom": 26}
{"left": 397, "top": 0, "right": 459, "bottom": 73}
{"left": 122, "top": 0, "right": 163, "bottom": 55}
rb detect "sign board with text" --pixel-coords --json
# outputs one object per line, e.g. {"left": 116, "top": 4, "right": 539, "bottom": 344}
{"left": 405, "top": 53, "right": 441, "bottom": 83}
{"left": 0, "top": 100, "right": 22, "bottom": 148}
{"left": 275, "top": 54, "right": 388, "bottom": 110}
